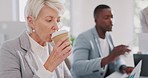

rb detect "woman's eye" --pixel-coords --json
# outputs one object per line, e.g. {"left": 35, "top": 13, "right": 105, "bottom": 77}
{"left": 57, "top": 20, "right": 60, "bottom": 23}
{"left": 57, "top": 17, "right": 61, "bottom": 23}
{"left": 47, "top": 20, "right": 52, "bottom": 22}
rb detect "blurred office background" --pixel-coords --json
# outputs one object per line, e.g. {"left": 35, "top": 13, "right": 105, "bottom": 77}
{"left": 0, "top": 0, "right": 148, "bottom": 66}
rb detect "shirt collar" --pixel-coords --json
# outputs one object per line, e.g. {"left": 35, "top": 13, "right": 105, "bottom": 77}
{"left": 26, "top": 32, "right": 49, "bottom": 56}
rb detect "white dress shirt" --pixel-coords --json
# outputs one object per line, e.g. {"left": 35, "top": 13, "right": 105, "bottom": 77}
{"left": 99, "top": 38, "right": 109, "bottom": 76}
{"left": 99, "top": 38, "right": 109, "bottom": 57}
{"left": 27, "top": 32, "right": 57, "bottom": 78}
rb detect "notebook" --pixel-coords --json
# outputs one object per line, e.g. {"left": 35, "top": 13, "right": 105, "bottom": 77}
{"left": 106, "top": 60, "right": 142, "bottom": 78}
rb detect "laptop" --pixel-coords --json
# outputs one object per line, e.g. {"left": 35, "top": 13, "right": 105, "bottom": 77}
{"left": 128, "top": 60, "right": 142, "bottom": 78}
{"left": 106, "top": 60, "right": 142, "bottom": 78}
{"left": 133, "top": 54, "right": 148, "bottom": 77}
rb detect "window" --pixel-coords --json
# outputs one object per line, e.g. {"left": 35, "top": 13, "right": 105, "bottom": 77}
{"left": 19, "top": 0, "right": 27, "bottom": 22}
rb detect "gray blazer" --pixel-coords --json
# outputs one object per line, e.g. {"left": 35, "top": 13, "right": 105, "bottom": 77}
{"left": 0, "top": 32, "right": 71, "bottom": 78}
{"left": 71, "top": 27, "right": 123, "bottom": 78}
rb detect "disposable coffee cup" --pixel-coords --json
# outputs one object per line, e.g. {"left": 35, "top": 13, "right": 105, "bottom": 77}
{"left": 52, "top": 30, "right": 68, "bottom": 44}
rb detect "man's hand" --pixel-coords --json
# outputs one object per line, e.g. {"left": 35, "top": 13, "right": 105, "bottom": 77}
{"left": 110, "top": 45, "right": 131, "bottom": 61}
{"left": 101, "top": 45, "right": 131, "bottom": 67}
{"left": 120, "top": 65, "right": 134, "bottom": 75}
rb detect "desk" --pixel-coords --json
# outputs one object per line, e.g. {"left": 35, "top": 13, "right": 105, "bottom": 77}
{"left": 106, "top": 72, "right": 148, "bottom": 78}
{"left": 140, "top": 76, "right": 148, "bottom": 78}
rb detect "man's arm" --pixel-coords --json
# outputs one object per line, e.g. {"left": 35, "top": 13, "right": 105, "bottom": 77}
{"left": 71, "top": 34, "right": 105, "bottom": 76}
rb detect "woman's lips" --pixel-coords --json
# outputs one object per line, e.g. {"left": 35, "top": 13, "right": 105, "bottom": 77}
{"left": 49, "top": 34, "right": 53, "bottom": 42}
{"left": 50, "top": 34, "right": 52, "bottom": 37}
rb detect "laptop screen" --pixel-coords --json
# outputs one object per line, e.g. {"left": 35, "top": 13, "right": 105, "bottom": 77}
{"left": 133, "top": 54, "right": 148, "bottom": 76}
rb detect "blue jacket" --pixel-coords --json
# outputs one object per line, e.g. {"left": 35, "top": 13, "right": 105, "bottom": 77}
{"left": 71, "top": 27, "right": 124, "bottom": 78}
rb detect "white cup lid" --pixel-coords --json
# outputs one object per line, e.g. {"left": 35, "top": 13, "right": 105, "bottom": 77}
{"left": 52, "top": 30, "right": 68, "bottom": 38}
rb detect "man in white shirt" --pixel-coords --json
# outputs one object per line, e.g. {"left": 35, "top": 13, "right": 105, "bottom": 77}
{"left": 71, "top": 4, "right": 133, "bottom": 78}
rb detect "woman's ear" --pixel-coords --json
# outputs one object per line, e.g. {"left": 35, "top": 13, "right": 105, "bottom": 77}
{"left": 27, "top": 16, "right": 35, "bottom": 29}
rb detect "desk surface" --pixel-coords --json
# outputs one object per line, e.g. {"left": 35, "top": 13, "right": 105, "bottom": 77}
{"left": 106, "top": 72, "right": 148, "bottom": 78}
{"left": 140, "top": 76, "right": 148, "bottom": 78}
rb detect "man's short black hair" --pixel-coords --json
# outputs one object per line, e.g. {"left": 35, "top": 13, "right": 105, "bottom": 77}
{"left": 94, "top": 4, "right": 111, "bottom": 18}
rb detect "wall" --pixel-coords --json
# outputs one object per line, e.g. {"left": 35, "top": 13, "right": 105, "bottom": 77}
{"left": 0, "top": 0, "right": 134, "bottom": 45}
{"left": 0, "top": 0, "right": 24, "bottom": 43}
{"left": 71, "top": 0, "right": 134, "bottom": 46}
{"left": 0, "top": 22, "right": 26, "bottom": 40}
{"left": 0, "top": 0, "right": 13, "bottom": 21}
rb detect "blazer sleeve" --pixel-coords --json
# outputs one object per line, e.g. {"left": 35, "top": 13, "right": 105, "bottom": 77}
{"left": 0, "top": 43, "right": 40, "bottom": 78}
{"left": 71, "top": 34, "right": 105, "bottom": 76}
{"left": 0, "top": 44, "right": 21, "bottom": 78}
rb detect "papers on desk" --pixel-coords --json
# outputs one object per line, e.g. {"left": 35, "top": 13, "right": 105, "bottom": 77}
{"left": 106, "top": 60, "right": 142, "bottom": 78}
{"left": 106, "top": 72, "right": 128, "bottom": 78}
{"left": 128, "top": 60, "right": 142, "bottom": 78}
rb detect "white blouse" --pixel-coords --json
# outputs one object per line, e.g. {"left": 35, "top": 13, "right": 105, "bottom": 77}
{"left": 27, "top": 33, "right": 57, "bottom": 78}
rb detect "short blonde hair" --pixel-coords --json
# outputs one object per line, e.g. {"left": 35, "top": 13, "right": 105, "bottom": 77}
{"left": 24, "top": 0, "right": 65, "bottom": 32}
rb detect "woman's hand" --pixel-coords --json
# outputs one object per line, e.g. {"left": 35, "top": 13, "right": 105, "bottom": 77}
{"left": 44, "top": 36, "right": 72, "bottom": 72}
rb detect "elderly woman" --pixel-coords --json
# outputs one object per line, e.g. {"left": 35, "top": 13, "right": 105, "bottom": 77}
{"left": 0, "top": 0, "right": 72, "bottom": 78}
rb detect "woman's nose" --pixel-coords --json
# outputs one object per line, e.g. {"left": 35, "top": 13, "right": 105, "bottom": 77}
{"left": 53, "top": 22, "right": 59, "bottom": 31}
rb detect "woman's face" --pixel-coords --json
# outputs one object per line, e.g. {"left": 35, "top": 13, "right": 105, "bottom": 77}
{"left": 29, "top": 6, "right": 61, "bottom": 44}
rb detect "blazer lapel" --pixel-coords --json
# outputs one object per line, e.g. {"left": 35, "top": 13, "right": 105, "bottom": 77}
{"left": 92, "top": 27, "right": 115, "bottom": 74}
{"left": 92, "top": 27, "right": 114, "bottom": 56}
{"left": 20, "top": 31, "right": 62, "bottom": 77}
{"left": 92, "top": 27, "right": 102, "bottom": 57}
{"left": 25, "top": 50, "right": 38, "bottom": 73}
{"left": 106, "top": 33, "right": 114, "bottom": 53}
{"left": 105, "top": 33, "right": 116, "bottom": 74}
{"left": 19, "top": 32, "right": 36, "bottom": 73}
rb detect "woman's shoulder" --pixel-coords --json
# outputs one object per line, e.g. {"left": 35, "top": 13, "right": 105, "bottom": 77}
{"left": 1, "top": 32, "right": 27, "bottom": 50}
{"left": 0, "top": 37, "right": 20, "bottom": 51}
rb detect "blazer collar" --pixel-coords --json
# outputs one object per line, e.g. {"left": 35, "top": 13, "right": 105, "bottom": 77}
{"left": 19, "top": 31, "right": 52, "bottom": 52}
{"left": 19, "top": 31, "right": 53, "bottom": 74}
{"left": 91, "top": 27, "right": 113, "bottom": 56}
{"left": 19, "top": 31, "right": 32, "bottom": 51}
{"left": 91, "top": 27, "right": 102, "bottom": 56}
{"left": 19, "top": 32, "right": 36, "bottom": 73}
